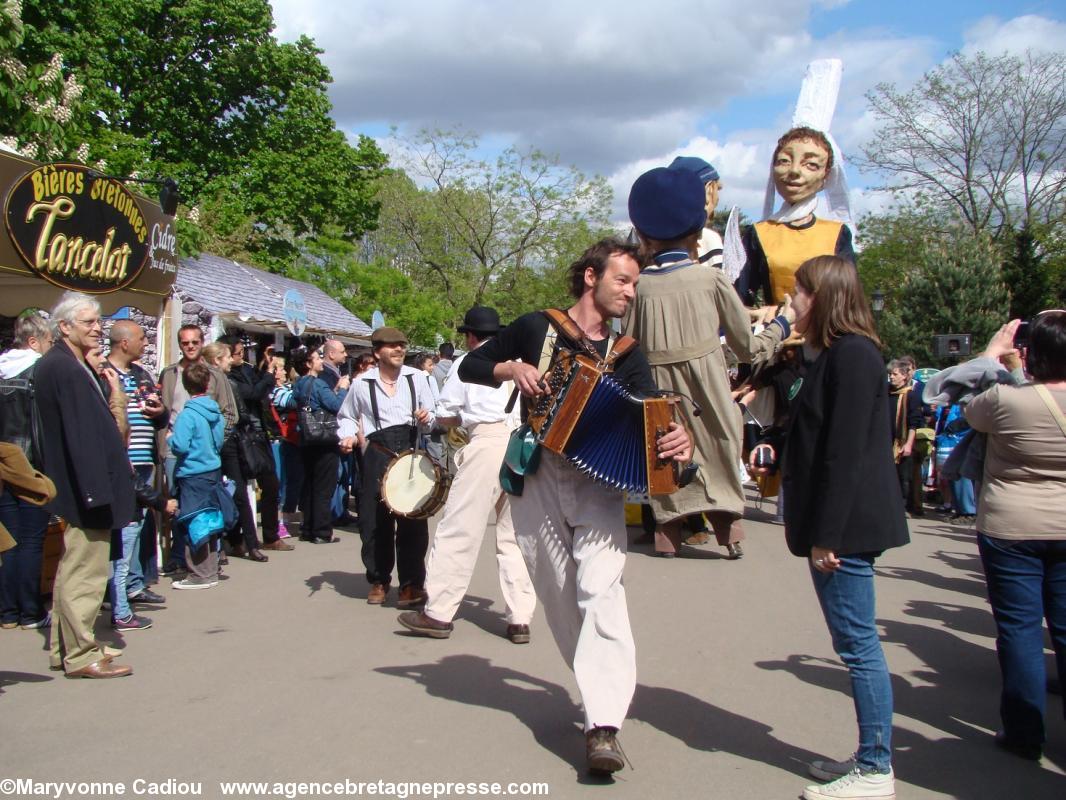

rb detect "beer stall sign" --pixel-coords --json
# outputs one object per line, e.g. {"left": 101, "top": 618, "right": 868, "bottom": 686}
{"left": 5, "top": 163, "right": 153, "bottom": 293}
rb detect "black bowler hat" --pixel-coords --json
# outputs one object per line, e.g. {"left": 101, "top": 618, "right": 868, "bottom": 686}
{"left": 628, "top": 167, "right": 706, "bottom": 240}
{"left": 456, "top": 305, "right": 501, "bottom": 335}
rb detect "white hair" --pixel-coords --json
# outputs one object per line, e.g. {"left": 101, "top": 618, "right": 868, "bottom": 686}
{"left": 15, "top": 310, "right": 50, "bottom": 346}
{"left": 50, "top": 291, "right": 101, "bottom": 338}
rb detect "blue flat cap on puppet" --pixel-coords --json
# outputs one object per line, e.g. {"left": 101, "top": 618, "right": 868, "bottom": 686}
{"left": 669, "top": 156, "right": 719, "bottom": 185}
{"left": 628, "top": 167, "right": 707, "bottom": 240}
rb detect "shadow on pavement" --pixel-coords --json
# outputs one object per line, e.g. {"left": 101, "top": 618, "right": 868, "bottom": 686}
{"left": 876, "top": 565, "right": 987, "bottom": 598}
{"left": 756, "top": 618, "right": 1065, "bottom": 797}
{"left": 629, "top": 683, "right": 824, "bottom": 777}
{"left": 376, "top": 655, "right": 584, "bottom": 778}
{"left": 456, "top": 595, "right": 508, "bottom": 637}
{"left": 0, "top": 671, "right": 53, "bottom": 693}
{"left": 306, "top": 569, "right": 370, "bottom": 600}
{"left": 901, "top": 599, "right": 996, "bottom": 639}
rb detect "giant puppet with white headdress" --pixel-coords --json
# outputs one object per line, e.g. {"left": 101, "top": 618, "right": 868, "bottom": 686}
{"left": 726, "top": 59, "right": 856, "bottom": 308}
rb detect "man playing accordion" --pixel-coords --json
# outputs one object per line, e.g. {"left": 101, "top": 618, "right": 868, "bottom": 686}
{"left": 459, "top": 238, "right": 692, "bottom": 777}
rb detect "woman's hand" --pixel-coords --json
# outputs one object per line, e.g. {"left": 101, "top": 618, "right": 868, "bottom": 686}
{"left": 982, "top": 319, "right": 1021, "bottom": 360}
{"left": 810, "top": 546, "right": 840, "bottom": 573}
{"left": 748, "top": 443, "right": 775, "bottom": 475}
{"left": 778, "top": 294, "right": 795, "bottom": 325}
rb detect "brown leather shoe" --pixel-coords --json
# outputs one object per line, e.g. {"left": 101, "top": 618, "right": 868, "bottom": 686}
{"left": 586, "top": 726, "right": 625, "bottom": 775}
{"left": 367, "top": 583, "right": 390, "bottom": 605}
{"left": 66, "top": 659, "right": 133, "bottom": 679}
{"left": 506, "top": 624, "right": 531, "bottom": 644}
{"left": 396, "top": 585, "right": 428, "bottom": 609}
{"left": 262, "top": 540, "right": 295, "bottom": 551}
{"left": 398, "top": 611, "right": 453, "bottom": 638}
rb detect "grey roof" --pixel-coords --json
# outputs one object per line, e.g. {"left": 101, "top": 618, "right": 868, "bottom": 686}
{"left": 176, "top": 253, "right": 372, "bottom": 341}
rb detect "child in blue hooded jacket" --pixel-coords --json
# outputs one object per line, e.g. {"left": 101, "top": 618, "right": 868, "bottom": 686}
{"left": 168, "top": 362, "right": 230, "bottom": 589}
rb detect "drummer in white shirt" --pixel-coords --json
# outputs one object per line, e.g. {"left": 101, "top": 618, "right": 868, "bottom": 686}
{"left": 396, "top": 306, "right": 536, "bottom": 643}
{"left": 338, "top": 326, "right": 436, "bottom": 608}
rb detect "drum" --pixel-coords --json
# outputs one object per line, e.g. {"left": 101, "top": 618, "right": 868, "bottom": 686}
{"left": 381, "top": 450, "right": 452, "bottom": 519}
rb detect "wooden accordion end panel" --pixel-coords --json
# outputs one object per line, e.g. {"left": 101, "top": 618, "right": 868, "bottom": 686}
{"left": 528, "top": 352, "right": 679, "bottom": 495}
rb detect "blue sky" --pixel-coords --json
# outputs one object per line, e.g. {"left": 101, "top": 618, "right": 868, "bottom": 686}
{"left": 269, "top": 1, "right": 1065, "bottom": 226}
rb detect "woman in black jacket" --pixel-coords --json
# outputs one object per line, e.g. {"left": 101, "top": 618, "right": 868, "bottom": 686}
{"left": 752, "top": 256, "right": 908, "bottom": 800}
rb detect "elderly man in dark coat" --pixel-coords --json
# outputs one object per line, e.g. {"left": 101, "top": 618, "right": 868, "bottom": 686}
{"left": 36, "top": 291, "right": 136, "bottom": 678}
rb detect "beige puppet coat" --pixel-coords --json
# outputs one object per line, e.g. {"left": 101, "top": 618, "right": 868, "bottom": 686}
{"left": 623, "top": 258, "right": 783, "bottom": 522}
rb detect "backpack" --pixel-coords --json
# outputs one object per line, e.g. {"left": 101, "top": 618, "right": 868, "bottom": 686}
{"left": 0, "top": 361, "right": 44, "bottom": 470}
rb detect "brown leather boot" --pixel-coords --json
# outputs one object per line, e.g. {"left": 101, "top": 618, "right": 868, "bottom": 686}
{"left": 586, "top": 726, "right": 625, "bottom": 774}
{"left": 367, "top": 583, "right": 390, "bottom": 605}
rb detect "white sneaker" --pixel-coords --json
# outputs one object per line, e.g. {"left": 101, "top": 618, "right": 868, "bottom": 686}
{"left": 809, "top": 754, "right": 857, "bottom": 781}
{"left": 172, "top": 577, "right": 218, "bottom": 590}
{"left": 803, "top": 768, "right": 895, "bottom": 800}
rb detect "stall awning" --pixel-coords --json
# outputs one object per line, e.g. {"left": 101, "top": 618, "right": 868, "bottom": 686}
{"left": 176, "top": 253, "right": 372, "bottom": 345}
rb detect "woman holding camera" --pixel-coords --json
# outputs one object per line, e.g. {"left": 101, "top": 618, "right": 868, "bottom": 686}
{"left": 964, "top": 312, "right": 1066, "bottom": 761}
{"left": 752, "top": 255, "right": 908, "bottom": 800}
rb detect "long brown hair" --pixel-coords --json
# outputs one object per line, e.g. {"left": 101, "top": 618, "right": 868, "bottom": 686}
{"left": 795, "top": 255, "right": 881, "bottom": 349}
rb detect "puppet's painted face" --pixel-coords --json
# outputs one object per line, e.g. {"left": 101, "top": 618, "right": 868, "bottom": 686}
{"left": 772, "top": 138, "right": 829, "bottom": 205}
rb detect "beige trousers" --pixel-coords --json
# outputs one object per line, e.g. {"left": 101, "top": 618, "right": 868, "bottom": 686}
{"left": 425, "top": 422, "right": 535, "bottom": 625}
{"left": 49, "top": 524, "right": 111, "bottom": 672}
{"left": 509, "top": 452, "right": 635, "bottom": 732}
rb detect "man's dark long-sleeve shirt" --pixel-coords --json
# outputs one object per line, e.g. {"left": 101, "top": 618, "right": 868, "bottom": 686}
{"left": 459, "top": 310, "right": 657, "bottom": 421}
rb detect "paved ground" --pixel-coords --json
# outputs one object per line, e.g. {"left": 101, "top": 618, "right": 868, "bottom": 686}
{"left": 3, "top": 498, "right": 1064, "bottom": 800}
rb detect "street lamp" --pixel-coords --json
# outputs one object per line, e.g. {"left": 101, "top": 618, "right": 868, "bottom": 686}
{"left": 871, "top": 288, "right": 885, "bottom": 320}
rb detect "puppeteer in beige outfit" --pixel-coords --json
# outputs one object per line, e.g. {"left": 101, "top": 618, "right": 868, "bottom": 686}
{"left": 623, "top": 255, "right": 786, "bottom": 525}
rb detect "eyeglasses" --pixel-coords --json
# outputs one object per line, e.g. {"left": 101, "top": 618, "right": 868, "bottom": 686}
{"left": 73, "top": 317, "right": 102, "bottom": 328}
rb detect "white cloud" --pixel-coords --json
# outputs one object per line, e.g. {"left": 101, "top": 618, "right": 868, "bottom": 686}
{"left": 271, "top": 0, "right": 823, "bottom": 171}
{"left": 961, "top": 14, "right": 1066, "bottom": 56}
{"left": 270, "top": 3, "right": 1064, "bottom": 224}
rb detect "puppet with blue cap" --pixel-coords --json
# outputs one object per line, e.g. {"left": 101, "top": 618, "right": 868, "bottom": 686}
{"left": 623, "top": 166, "right": 795, "bottom": 559}
{"left": 668, "top": 156, "right": 724, "bottom": 267}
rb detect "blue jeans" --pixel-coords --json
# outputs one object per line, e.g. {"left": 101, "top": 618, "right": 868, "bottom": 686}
{"left": 0, "top": 488, "right": 50, "bottom": 626}
{"left": 810, "top": 554, "right": 894, "bottom": 773}
{"left": 164, "top": 455, "right": 187, "bottom": 567}
{"left": 109, "top": 513, "right": 144, "bottom": 621}
{"left": 951, "top": 478, "right": 976, "bottom": 516}
{"left": 978, "top": 533, "right": 1066, "bottom": 749}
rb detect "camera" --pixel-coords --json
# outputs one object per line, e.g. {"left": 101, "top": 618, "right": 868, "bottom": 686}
{"left": 753, "top": 445, "right": 775, "bottom": 469}
{"left": 137, "top": 381, "right": 160, "bottom": 405}
{"left": 931, "top": 334, "right": 972, "bottom": 359}
{"left": 1013, "top": 321, "right": 1030, "bottom": 350}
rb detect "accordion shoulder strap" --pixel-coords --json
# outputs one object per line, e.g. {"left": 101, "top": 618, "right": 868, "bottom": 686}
{"left": 541, "top": 308, "right": 635, "bottom": 371}
{"left": 603, "top": 335, "right": 638, "bottom": 368}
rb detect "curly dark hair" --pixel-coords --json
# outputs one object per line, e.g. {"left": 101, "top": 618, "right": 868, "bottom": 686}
{"left": 567, "top": 238, "right": 641, "bottom": 299}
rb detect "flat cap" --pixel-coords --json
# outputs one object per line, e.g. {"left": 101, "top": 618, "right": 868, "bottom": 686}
{"left": 370, "top": 326, "right": 408, "bottom": 346}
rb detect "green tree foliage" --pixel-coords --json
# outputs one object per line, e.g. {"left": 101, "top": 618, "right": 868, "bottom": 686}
{"left": 289, "top": 236, "right": 451, "bottom": 346}
{"left": 0, "top": 1, "right": 84, "bottom": 159}
{"left": 862, "top": 50, "right": 1066, "bottom": 239}
{"left": 15, "top": 0, "right": 386, "bottom": 270}
{"left": 366, "top": 130, "right": 614, "bottom": 329}
{"left": 857, "top": 204, "right": 944, "bottom": 305}
{"left": 1001, "top": 225, "right": 1051, "bottom": 320}
{"left": 878, "top": 224, "right": 1010, "bottom": 366}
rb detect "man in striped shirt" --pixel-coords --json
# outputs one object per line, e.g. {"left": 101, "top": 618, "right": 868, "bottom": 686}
{"left": 105, "top": 321, "right": 170, "bottom": 630}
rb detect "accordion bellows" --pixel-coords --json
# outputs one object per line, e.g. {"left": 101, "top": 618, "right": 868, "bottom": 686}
{"left": 528, "top": 353, "right": 679, "bottom": 495}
